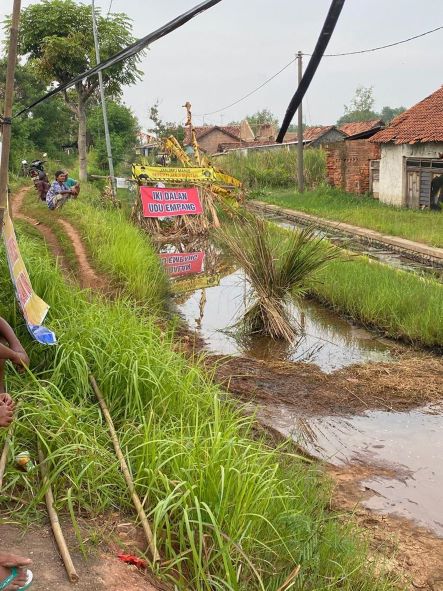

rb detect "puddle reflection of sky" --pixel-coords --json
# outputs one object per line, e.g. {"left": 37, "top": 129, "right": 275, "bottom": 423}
{"left": 258, "top": 404, "right": 443, "bottom": 537}
{"left": 178, "top": 269, "right": 391, "bottom": 372}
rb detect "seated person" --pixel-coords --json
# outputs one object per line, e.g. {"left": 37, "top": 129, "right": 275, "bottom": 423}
{"left": 45, "top": 170, "right": 76, "bottom": 210}
{"left": 0, "top": 317, "right": 29, "bottom": 428}
{"left": 63, "top": 171, "right": 80, "bottom": 196}
{"left": 34, "top": 170, "right": 50, "bottom": 202}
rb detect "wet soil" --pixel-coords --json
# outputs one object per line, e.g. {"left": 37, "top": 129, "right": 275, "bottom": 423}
{"left": 207, "top": 353, "right": 443, "bottom": 415}
{"left": 0, "top": 520, "right": 162, "bottom": 590}
{"left": 329, "top": 464, "right": 443, "bottom": 590}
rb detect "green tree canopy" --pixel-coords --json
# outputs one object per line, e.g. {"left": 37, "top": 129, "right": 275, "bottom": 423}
{"left": 148, "top": 102, "right": 185, "bottom": 143}
{"left": 246, "top": 109, "right": 279, "bottom": 133}
{"left": 0, "top": 59, "right": 75, "bottom": 171}
{"left": 15, "top": 0, "right": 143, "bottom": 180}
{"left": 88, "top": 101, "right": 139, "bottom": 171}
{"left": 337, "top": 86, "right": 406, "bottom": 125}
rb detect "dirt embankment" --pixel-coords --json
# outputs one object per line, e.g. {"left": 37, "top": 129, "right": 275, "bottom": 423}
{"left": 206, "top": 353, "right": 443, "bottom": 415}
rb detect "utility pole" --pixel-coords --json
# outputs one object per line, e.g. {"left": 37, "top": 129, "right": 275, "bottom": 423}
{"left": 0, "top": 0, "right": 21, "bottom": 226}
{"left": 297, "top": 51, "right": 304, "bottom": 193}
{"left": 91, "top": 0, "right": 116, "bottom": 197}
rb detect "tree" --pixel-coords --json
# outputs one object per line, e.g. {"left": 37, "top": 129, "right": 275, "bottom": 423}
{"left": 148, "top": 102, "right": 185, "bottom": 143}
{"left": 88, "top": 101, "right": 139, "bottom": 171}
{"left": 379, "top": 105, "right": 406, "bottom": 124}
{"left": 0, "top": 59, "right": 75, "bottom": 171}
{"left": 246, "top": 109, "right": 279, "bottom": 133}
{"left": 17, "top": 0, "right": 142, "bottom": 181}
{"left": 337, "top": 86, "right": 379, "bottom": 124}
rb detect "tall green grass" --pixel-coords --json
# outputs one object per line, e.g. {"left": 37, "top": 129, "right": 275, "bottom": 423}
{"left": 259, "top": 186, "right": 443, "bottom": 248}
{"left": 22, "top": 185, "right": 168, "bottom": 309}
{"left": 0, "top": 232, "right": 396, "bottom": 590}
{"left": 217, "top": 148, "right": 326, "bottom": 191}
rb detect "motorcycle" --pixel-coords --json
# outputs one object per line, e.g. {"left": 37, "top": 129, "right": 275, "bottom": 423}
{"left": 22, "top": 155, "right": 50, "bottom": 201}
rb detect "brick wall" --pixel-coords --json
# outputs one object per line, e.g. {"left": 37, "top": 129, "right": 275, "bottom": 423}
{"left": 199, "top": 130, "right": 240, "bottom": 155}
{"left": 325, "top": 139, "right": 381, "bottom": 194}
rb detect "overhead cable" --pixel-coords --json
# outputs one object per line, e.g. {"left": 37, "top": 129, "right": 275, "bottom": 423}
{"left": 13, "top": 0, "right": 223, "bottom": 119}
{"left": 277, "top": 0, "right": 346, "bottom": 142}
{"left": 197, "top": 24, "right": 442, "bottom": 118}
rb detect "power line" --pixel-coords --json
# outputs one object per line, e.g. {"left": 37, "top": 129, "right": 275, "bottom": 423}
{"left": 196, "top": 24, "right": 443, "bottom": 119}
{"left": 313, "top": 24, "right": 443, "bottom": 57}
{"left": 195, "top": 58, "right": 296, "bottom": 117}
{"left": 13, "top": 0, "right": 223, "bottom": 119}
{"left": 106, "top": 0, "right": 114, "bottom": 18}
{"left": 277, "top": 0, "right": 346, "bottom": 142}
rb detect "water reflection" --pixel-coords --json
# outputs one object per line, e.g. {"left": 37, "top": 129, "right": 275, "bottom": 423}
{"left": 178, "top": 267, "right": 391, "bottom": 372}
{"left": 257, "top": 403, "right": 443, "bottom": 536}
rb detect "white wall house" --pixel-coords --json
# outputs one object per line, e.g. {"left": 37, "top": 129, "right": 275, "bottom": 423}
{"left": 372, "top": 86, "right": 443, "bottom": 209}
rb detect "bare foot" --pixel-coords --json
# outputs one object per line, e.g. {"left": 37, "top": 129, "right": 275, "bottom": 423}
{"left": 0, "top": 553, "right": 32, "bottom": 590}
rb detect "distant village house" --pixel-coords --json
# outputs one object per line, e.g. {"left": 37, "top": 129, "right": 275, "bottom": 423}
{"left": 371, "top": 86, "right": 443, "bottom": 209}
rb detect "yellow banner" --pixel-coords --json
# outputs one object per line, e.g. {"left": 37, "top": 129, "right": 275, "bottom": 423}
{"left": 171, "top": 273, "right": 221, "bottom": 294}
{"left": 3, "top": 207, "right": 56, "bottom": 344}
{"left": 213, "top": 170, "right": 243, "bottom": 188}
{"left": 132, "top": 165, "right": 216, "bottom": 183}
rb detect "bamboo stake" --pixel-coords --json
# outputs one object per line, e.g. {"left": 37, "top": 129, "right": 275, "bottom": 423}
{"left": 89, "top": 374, "right": 160, "bottom": 563}
{"left": 0, "top": 422, "right": 14, "bottom": 489}
{"left": 37, "top": 442, "right": 79, "bottom": 583}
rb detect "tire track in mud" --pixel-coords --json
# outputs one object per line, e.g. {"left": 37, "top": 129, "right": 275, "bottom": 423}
{"left": 12, "top": 187, "right": 110, "bottom": 292}
{"left": 12, "top": 188, "right": 71, "bottom": 277}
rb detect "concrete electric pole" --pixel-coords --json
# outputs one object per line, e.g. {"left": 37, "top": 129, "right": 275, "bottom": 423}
{"left": 297, "top": 51, "right": 304, "bottom": 193}
{"left": 91, "top": 0, "right": 116, "bottom": 197}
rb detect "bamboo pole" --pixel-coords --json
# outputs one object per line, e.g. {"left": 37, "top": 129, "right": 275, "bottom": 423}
{"left": 37, "top": 442, "right": 79, "bottom": 583}
{"left": 0, "top": 0, "right": 22, "bottom": 228}
{"left": 0, "top": 423, "right": 14, "bottom": 489}
{"left": 89, "top": 374, "right": 160, "bottom": 563}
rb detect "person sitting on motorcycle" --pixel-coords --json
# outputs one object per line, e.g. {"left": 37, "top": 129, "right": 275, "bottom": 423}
{"left": 62, "top": 171, "right": 80, "bottom": 196}
{"left": 45, "top": 170, "right": 77, "bottom": 210}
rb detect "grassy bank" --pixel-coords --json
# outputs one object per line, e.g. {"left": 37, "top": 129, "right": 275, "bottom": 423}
{"left": 21, "top": 183, "right": 168, "bottom": 308}
{"left": 258, "top": 187, "right": 443, "bottom": 248}
{"left": 0, "top": 229, "right": 396, "bottom": 590}
{"left": 217, "top": 148, "right": 326, "bottom": 190}
{"left": 259, "top": 219, "right": 443, "bottom": 348}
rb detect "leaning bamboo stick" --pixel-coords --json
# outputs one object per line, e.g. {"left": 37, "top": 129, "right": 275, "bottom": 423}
{"left": 37, "top": 442, "right": 79, "bottom": 583}
{"left": 0, "top": 422, "right": 14, "bottom": 489}
{"left": 89, "top": 374, "right": 160, "bottom": 563}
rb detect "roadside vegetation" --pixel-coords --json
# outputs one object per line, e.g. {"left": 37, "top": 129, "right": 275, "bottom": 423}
{"left": 0, "top": 228, "right": 397, "bottom": 591}
{"left": 259, "top": 187, "right": 443, "bottom": 248}
{"left": 218, "top": 148, "right": 326, "bottom": 191}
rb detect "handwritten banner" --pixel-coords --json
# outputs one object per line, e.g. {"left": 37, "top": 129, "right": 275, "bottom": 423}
{"left": 132, "top": 165, "right": 216, "bottom": 183}
{"left": 141, "top": 186, "right": 203, "bottom": 218}
{"left": 160, "top": 251, "right": 205, "bottom": 277}
{"left": 3, "top": 207, "right": 56, "bottom": 345}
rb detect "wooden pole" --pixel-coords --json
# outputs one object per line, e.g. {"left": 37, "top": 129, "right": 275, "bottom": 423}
{"left": 0, "top": 423, "right": 14, "bottom": 489}
{"left": 0, "top": 0, "right": 22, "bottom": 228}
{"left": 37, "top": 442, "right": 80, "bottom": 583}
{"left": 297, "top": 51, "right": 304, "bottom": 193}
{"left": 89, "top": 374, "right": 160, "bottom": 563}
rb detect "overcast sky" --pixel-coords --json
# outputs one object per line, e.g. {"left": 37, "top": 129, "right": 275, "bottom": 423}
{"left": 1, "top": 0, "right": 443, "bottom": 130}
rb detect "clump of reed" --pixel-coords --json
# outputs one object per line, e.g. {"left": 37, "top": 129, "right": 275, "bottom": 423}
{"left": 217, "top": 216, "right": 341, "bottom": 340}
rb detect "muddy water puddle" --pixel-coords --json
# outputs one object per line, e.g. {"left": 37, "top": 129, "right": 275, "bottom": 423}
{"left": 178, "top": 268, "right": 391, "bottom": 372}
{"left": 256, "top": 403, "right": 443, "bottom": 536}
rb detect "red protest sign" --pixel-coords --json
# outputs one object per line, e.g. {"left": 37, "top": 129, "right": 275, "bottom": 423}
{"left": 140, "top": 186, "right": 203, "bottom": 218}
{"left": 160, "top": 251, "right": 205, "bottom": 277}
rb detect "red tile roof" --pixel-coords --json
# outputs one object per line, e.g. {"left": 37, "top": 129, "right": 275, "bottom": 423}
{"left": 372, "top": 86, "right": 443, "bottom": 144}
{"left": 339, "top": 119, "right": 383, "bottom": 137}
{"left": 303, "top": 125, "right": 335, "bottom": 142}
{"left": 184, "top": 125, "right": 241, "bottom": 145}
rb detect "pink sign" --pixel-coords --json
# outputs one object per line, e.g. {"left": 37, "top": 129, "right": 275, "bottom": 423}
{"left": 160, "top": 251, "right": 205, "bottom": 277}
{"left": 140, "top": 186, "right": 203, "bottom": 218}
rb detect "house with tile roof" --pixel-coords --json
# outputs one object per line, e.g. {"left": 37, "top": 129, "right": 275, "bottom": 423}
{"left": 371, "top": 86, "right": 443, "bottom": 208}
{"left": 338, "top": 119, "right": 384, "bottom": 139}
{"left": 303, "top": 125, "right": 346, "bottom": 146}
{"left": 184, "top": 120, "right": 254, "bottom": 154}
